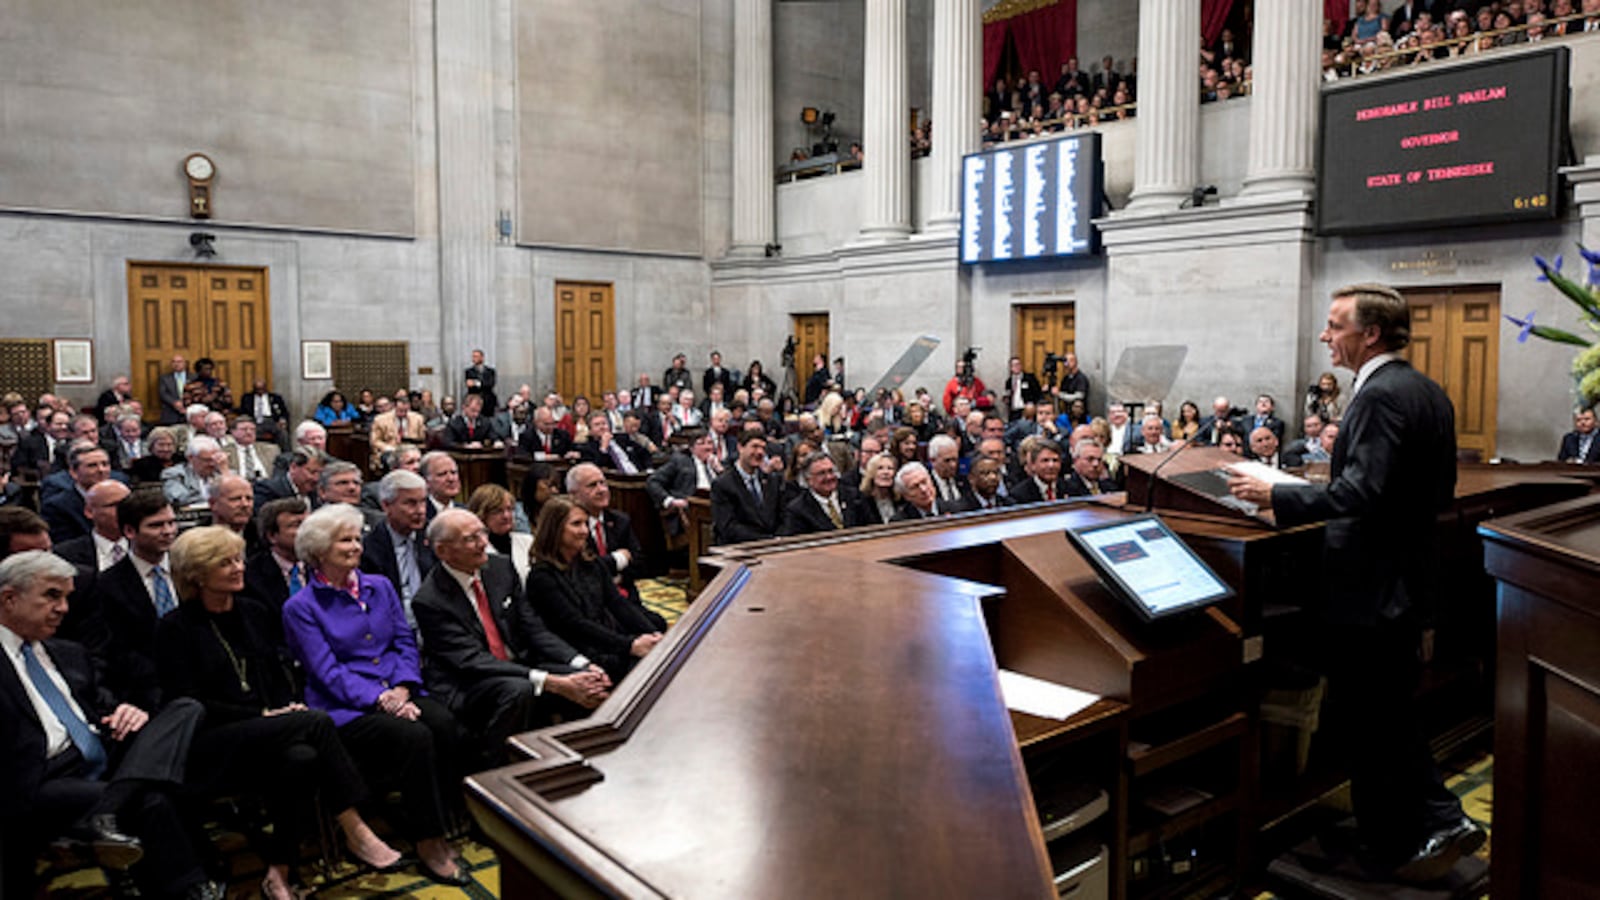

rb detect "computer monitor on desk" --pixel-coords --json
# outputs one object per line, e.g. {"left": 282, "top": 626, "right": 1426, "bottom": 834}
{"left": 1065, "top": 515, "right": 1234, "bottom": 622}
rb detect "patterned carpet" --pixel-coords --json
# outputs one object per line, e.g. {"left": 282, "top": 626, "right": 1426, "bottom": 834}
{"left": 41, "top": 578, "right": 694, "bottom": 900}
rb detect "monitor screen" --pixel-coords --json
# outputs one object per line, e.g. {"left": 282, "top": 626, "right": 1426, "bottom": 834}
{"left": 1316, "top": 48, "right": 1568, "bottom": 235}
{"left": 960, "top": 131, "right": 1102, "bottom": 264}
{"left": 1065, "top": 516, "right": 1233, "bottom": 622}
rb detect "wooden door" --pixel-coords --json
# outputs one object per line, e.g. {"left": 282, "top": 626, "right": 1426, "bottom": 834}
{"left": 1013, "top": 303, "right": 1077, "bottom": 405}
{"left": 792, "top": 314, "right": 830, "bottom": 377}
{"left": 128, "top": 264, "right": 270, "bottom": 420}
{"left": 1401, "top": 286, "right": 1499, "bottom": 458}
{"left": 554, "top": 281, "right": 615, "bottom": 403}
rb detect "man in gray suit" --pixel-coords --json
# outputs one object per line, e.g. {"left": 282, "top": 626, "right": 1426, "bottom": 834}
{"left": 155, "top": 356, "right": 189, "bottom": 426}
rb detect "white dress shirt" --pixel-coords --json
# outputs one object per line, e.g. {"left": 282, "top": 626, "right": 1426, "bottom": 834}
{"left": 129, "top": 552, "right": 172, "bottom": 612}
{"left": 1, "top": 624, "right": 90, "bottom": 757}
{"left": 441, "top": 562, "right": 588, "bottom": 694}
{"left": 92, "top": 532, "right": 128, "bottom": 572}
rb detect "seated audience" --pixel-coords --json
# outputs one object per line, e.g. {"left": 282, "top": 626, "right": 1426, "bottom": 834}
{"left": 236, "top": 380, "right": 290, "bottom": 445}
{"left": 519, "top": 461, "right": 562, "bottom": 531}
{"left": 853, "top": 452, "right": 903, "bottom": 526}
{"left": 469, "top": 483, "right": 532, "bottom": 584}
{"left": 1137, "top": 413, "right": 1178, "bottom": 454}
{"left": 108, "top": 414, "right": 147, "bottom": 472}
{"left": 417, "top": 509, "right": 610, "bottom": 764}
{"left": 1558, "top": 406, "right": 1600, "bottom": 463}
{"left": 0, "top": 551, "right": 221, "bottom": 900}
{"left": 526, "top": 497, "right": 665, "bottom": 682}
{"left": 95, "top": 488, "right": 182, "bottom": 707}
{"left": 1217, "top": 427, "right": 1246, "bottom": 456}
{"left": 281, "top": 504, "right": 469, "bottom": 886}
{"left": 568, "top": 463, "right": 654, "bottom": 606}
{"left": 580, "top": 413, "right": 650, "bottom": 474}
{"left": 157, "top": 527, "right": 403, "bottom": 899}
{"left": 369, "top": 391, "right": 427, "bottom": 468}
{"left": 780, "top": 451, "right": 860, "bottom": 535}
{"left": 53, "top": 480, "right": 130, "bottom": 574}
{"left": 1197, "top": 396, "right": 1237, "bottom": 446}
{"left": 1249, "top": 426, "right": 1284, "bottom": 468}
{"left": 521, "top": 406, "right": 576, "bottom": 461}
{"left": 128, "top": 427, "right": 181, "bottom": 485}
{"left": 926, "top": 434, "right": 973, "bottom": 509}
{"left": 1064, "top": 437, "right": 1118, "bottom": 496}
{"left": 646, "top": 431, "right": 720, "bottom": 540}
{"left": 312, "top": 391, "right": 359, "bottom": 427}
{"left": 207, "top": 475, "right": 259, "bottom": 555}
{"left": 710, "top": 430, "right": 784, "bottom": 545}
{"left": 254, "top": 447, "right": 325, "bottom": 510}
{"left": 1012, "top": 438, "right": 1070, "bottom": 503}
{"left": 420, "top": 451, "right": 462, "bottom": 520}
{"left": 360, "top": 470, "right": 436, "bottom": 630}
{"left": 960, "top": 457, "right": 1012, "bottom": 511}
{"left": 445, "top": 393, "right": 497, "bottom": 449}
{"left": 181, "top": 357, "right": 233, "bottom": 413}
{"left": 891, "top": 462, "right": 947, "bottom": 520}
{"left": 164, "top": 436, "right": 224, "bottom": 508}
{"left": 244, "top": 497, "right": 310, "bottom": 630}
{"left": 224, "top": 418, "right": 277, "bottom": 481}
{"left": 44, "top": 443, "right": 114, "bottom": 545}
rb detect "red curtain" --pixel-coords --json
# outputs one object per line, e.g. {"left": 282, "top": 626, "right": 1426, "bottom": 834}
{"left": 983, "top": 20, "right": 1011, "bottom": 89}
{"left": 1324, "top": 0, "right": 1351, "bottom": 37}
{"left": 1201, "top": 0, "right": 1235, "bottom": 46}
{"left": 982, "top": 1, "right": 1078, "bottom": 91}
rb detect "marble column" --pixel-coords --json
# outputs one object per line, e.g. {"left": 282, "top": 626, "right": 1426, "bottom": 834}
{"left": 1241, "top": 0, "right": 1320, "bottom": 198}
{"left": 730, "top": 0, "right": 775, "bottom": 257}
{"left": 435, "top": 0, "right": 497, "bottom": 385}
{"left": 926, "top": 0, "right": 981, "bottom": 234}
{"left": 859, "top": 0, "right": 912, "bottom": 241}
{"left": 1126, "top": 0, "right": 1200, "bottom": 212}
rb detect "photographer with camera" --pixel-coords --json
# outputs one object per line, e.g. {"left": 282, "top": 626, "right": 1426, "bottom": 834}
{"left": 942, "top": 349, "right": 988, "bottom": 416}
{"left": 1003, "top": 357, "right": 1041, "bottom": 422}
{"left": 1305, "top": 371, "right": 1344, "bottom": 421}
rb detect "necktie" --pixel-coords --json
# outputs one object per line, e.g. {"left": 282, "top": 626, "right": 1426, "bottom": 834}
{"left": 244, "top": 445, "right": 261, "bottom": 479}
{"left": 471, "top": 578, "right": 508, "bottom": 661}
{"left": 746, "top": 472, "right": 763, "bottom": 503}
{"left": 257, "top": 394, "right": 270, "bottom": 419}
{"left": 150, "top": 566, "right": 176, "bottom": 616}
{"left": 21, "top": 644, "right": 107, "bottom": 778}
{"left": 110, "top": 543, "right": 126, "bottom": 566}
{"left": 1582, "top": 434, "right": 1594, "bottom": 460}
{"left": 1046, "top": 483, "right": 1056, "bottom": 501}
{"left": 396, "top": 536, "right": 418, "bottom": 599}
{"left": 695, "top": 459, "right": 711, "bottom": 490}
{"left": 287, "top": 563, "right": 304, "bottom": 594}
{"left": 593, "top": 520, "right": 608, "bottom": 556}
{"left": 126, "top": 440, "right": 140, "bottom": 461}
{"left": 826, "top": 497, "right": 843, "bottom": 529}
{"left": 609, "top": 441, "right": 637, "bottom": 474}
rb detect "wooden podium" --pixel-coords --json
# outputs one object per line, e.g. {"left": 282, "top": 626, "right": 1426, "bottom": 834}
{"left": 467, "top": 503, "right": 1252, "bottom": 899}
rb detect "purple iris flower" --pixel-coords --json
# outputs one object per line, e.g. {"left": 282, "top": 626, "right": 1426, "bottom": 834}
{"left": 1504, "top": 311, "right": 1537, "bottom": 343}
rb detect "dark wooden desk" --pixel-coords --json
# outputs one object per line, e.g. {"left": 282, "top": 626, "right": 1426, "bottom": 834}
{"left": 323, "top": 424, "right": 357, "bottom": 469}
{"left": 450, "top": 449, "right": 508, "bottom": 501}
{"left": 470, "top": 503, "right": 1247, "bottom": 899}
{"left": 1481, "top": 495, "right": 1600, "bottom": 900}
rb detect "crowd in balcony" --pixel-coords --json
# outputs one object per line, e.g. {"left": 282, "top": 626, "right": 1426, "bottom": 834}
{"left": 1325, "top": 0, "right": 1600, "bottom": 79}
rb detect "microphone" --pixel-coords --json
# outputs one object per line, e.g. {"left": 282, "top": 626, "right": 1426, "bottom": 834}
{"left": 1145, "top": 439, "right": 1197, "bottom": 514}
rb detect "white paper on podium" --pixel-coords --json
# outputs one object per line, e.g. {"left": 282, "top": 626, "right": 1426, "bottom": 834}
{"left": 997, "top": 669, "right": 1101, "bottom": 721}
{"left": 1226, "top": 460, "right": 1309, "bottom": 486}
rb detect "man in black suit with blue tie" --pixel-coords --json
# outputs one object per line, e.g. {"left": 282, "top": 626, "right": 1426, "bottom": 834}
{"left": 1229, "top": 283, "right": 1481, "bottom": 884}
{"left": 710, "top": 430, "right": 783, "bottom": 545}
{"left": 1557, "top": 407, "right": 1600, "bottom": 463}
{"left": 360, "top": 471, "right": 437, "bottom": 632}
{"left": 0, "top": 551, "right": 220, "bottom": 900}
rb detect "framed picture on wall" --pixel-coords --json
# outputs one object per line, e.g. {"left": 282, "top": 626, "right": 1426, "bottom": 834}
{"left": 53, "top": 339, "right": 93, "bottom": 384}
{"left": 302, "top": 341, "right": 333, "bottom": 380}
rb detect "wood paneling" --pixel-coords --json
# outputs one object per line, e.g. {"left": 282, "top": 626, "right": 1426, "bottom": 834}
{"left": 1401, "top": 287, "right": 1500, "bottom": 458}
{"left": 554, "top": 282, "right": 615, "bottom": 403}
{"left": 331, "top": 342, "right": 410, "bottom": 399}
{"left": 128, "top": 264, "right": 269, "bottom": 420}
{"left": 792, "top": 313, "right": 830, "bottom": 397}
{"left": 1013, "top": 303, "right": 1077, "bottom": 406}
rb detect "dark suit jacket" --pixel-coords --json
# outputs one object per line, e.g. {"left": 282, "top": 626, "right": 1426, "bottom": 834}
{"left": 1196, "top": 414, "right": 1237, "bottom": 445}
{"left": 41, "top": 486, "right": 92, "bottom": 544}
{"left": 891, "top": 499, "right": 949, "bottom": 521}
{"left": 1240, "top": 414, "right": 1287, "bottom": 443}
{"left": 1558, "top": 430, "right": 1600, "bottom": 464}
{"left": 591, "top": 508, "right": 646, "bottom": 594}
{"left": 412, "top": 557, "right": 581, "bottom": 711}
{"left": 1010, "top": 476, "right": 1071, "bottom": 504}
{"left": 240, "top": 550, "right": 297, "bottom": 644}
{"left": 780, "top": 490, "right": 860, "bottom": 536}
{"left": 0, "top": 638, "right": 115, "bottom": 820}
{"left": 360, "top": 524, "right": 437, "bottom": 602}
{"left": 526, "top": 558, "right": 665, "bottom": 680}
{"left": 9, "top": 430, "right": 56, "bottom": 475}
{"left": 662, "top": 367, "right": 694, "bottom": 392}
{"left": 577, "top": 436, "right": 651, "bottom": 473}
{"left": 1063, "top": 471, "right": 1118, "bottom": 497}
{"left": 235, "top": 390, "right": 290, "bottom": 425}
{"left": 464, "top": 365, "right": 497, "bottom": 412}
{"left": 157, "top": 372, "right": 187, "bottom": 424}
{"left": 702, "top": 366, "right": 737, "bottom": 396}
{"left": 1002, "top": 373, "right": 1042, "bottom": 411}
{"left": 954, "top": 492, "right": 1013, "bottom": 512}
{"left": 445, "top": 414, "right": 496, "bottom": 447}
{"left": 153, "top": 597, "right": 297, "bottom": 724}
{"left": 520, "top": 426, "right": 573, "bottom": 459}
{"left": 710, "top": 466, "right": 783, "bottom": 545}
{"left": 252, "top": 471, "right": 302, "bottom": 509}
{"left": 645, "top": 451, "right": 704, "bottom": 507}
{"left": 94, "top": 556, "right": 167, "bottom": 709}
{"left": 1272, "top": 360, "right": 1455, "bottom": 626}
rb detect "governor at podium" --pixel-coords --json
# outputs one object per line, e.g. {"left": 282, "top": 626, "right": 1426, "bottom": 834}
{"left": 1228, "top": 283, "right": 1483, "bottom": 885}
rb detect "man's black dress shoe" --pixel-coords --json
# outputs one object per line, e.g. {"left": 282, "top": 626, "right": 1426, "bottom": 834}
{"left": 420, "top": 860, "right": 473, "bottom": 887}
{"left": 86, "top": 814, "right": 144, "bottom": 871}
{"left": 183, "top": 879, "right": 227, "bottom": 900}
{"left": 1393, "top": 817, "right": 1486, "bottom": 884}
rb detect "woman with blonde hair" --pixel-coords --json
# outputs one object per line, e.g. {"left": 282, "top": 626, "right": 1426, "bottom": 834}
{"left": 853, "top": 453, "right": 901, "bottom": 525}
{"left": 467, "top": 483, "right": 533, "bottom": 583}
{"left": 281, "top": 505, "right": 469, "bottom": 886}
{"left": 1306, "top": 371, "right": 1344, "bottom": 421}
{"left": 157, "top": 526, "right": 405, "bottom": 899}
{"left": 815, "top": 391, "right": 848, "bottom": 437}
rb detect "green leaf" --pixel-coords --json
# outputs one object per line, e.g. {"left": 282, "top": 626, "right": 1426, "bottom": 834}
{"left": 1530, "top": 324, "right": 1594, "bottom": 347}
{"left": 1544, "top": 267, "right": 1600, "bottom": 319}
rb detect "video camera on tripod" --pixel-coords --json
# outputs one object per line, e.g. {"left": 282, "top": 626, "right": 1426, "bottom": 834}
{"left": 958, "top": 346, "right": 980, "bottom": 386}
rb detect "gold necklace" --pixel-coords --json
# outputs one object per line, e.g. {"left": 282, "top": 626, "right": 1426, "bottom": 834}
{"left": 208, "top": 618, "right": 251, "bottom": 693}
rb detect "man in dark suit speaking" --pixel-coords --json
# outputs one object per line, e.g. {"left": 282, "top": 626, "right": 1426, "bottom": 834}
{"left": 1228, "top": 284, "right": 1480, "bottom": 884}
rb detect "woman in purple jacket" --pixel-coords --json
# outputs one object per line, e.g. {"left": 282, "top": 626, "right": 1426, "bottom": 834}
{"left": 282, "top": 504, "right": 469, "bottom": 887}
